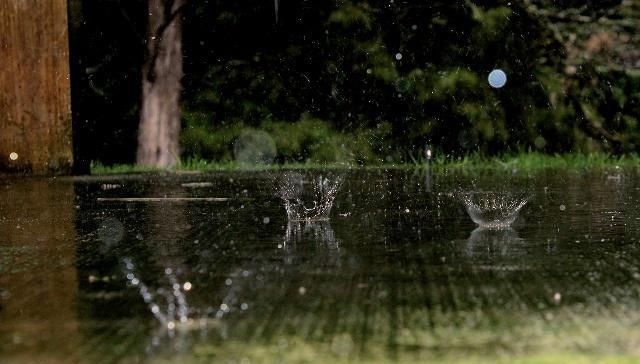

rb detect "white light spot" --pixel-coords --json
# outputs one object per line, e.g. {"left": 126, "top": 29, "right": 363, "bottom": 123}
{"left": 220, "top": 303, "right": 229, "bottom": 312}
{"left": 395, "top": 53, "right": 403, "bottom": 60}
{"left": 241, "top": 303, "right": 249, "bottom": 310}
{"left": 9, "top": 152, "right": 18, "bottom": 161}
{"left": 488, "top": 69, "right": 507, "bottom": 88}
{"left": 553, "top": 292, "right": 562, "bottom": 304}
{"left": 263, "top": 217, "right": 270, "bottom": 224}
{"left": 225, "top": 278, "right": 232, "bottom": 286}
{"left": 559, "top": 204, "right": 566, "bottom": 211}
{"left": 183, "top": 282, "right": 192, "bottom": 291}
{"left": 131, "top": 278, "right": 139, "bottom": 286}
{"left": 298, "top": 286, "right": 306, "bottom": 295}
{"left": 411, "top": 24, "right": 417, "bottom": 30}
{"left": 167, "top": 321, "right": 176, "bottom": 330}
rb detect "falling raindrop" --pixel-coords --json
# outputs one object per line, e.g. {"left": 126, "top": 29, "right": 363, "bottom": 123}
{"left": 274, "top": 0, "right": 279, "bottom": 23}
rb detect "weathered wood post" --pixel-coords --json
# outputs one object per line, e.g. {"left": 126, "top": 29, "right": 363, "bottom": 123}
{"left": 0, "top": 0, "right": 73, "bottom": 174}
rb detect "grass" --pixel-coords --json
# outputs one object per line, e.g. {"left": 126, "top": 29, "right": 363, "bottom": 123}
{"left": 90, "top": 152, "right": 640, "bottom": 175}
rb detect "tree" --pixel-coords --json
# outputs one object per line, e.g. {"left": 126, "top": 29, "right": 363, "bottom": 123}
{"left": 137, "top": 0, "right": 186, "bottom": 168}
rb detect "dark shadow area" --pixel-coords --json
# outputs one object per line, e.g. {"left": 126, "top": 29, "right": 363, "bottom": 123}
{"left": 68, "top": 0, "right": 146, "bottom": 172}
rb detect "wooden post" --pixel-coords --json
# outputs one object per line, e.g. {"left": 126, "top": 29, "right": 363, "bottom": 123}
{"left": 0, "top": 0, "right": 73, "bottom": 174}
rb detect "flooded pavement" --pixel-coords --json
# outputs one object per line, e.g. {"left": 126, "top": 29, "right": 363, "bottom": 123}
{"left": 1, "top": 168, "right": 640, "bottom": 363}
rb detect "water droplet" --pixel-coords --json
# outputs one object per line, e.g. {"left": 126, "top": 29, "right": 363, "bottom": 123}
{"left": 183, "top": 282, "right": 192, "bottom": 291}
{"left": 9, "top": 152, "right": 18, "bottom": 161}
{"left": 263, "top": 217, "right": 270, "bottom": 224}
{"left": 395, "top": 53, "right": 403, "bottom": 60}
{"left": 559, "top": 204, "right": 566, "bottom": 211}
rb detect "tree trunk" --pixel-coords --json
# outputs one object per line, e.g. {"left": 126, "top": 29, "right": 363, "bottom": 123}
{"left": 0, "top": 0, "right": 73, "bottom": 174}
{"left": 136, "top": 0, "right": 185, "bottom": 168}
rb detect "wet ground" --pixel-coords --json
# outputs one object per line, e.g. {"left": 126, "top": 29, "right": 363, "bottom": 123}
{"left": 1, "top": 168, "right": 640, "bottom": 363}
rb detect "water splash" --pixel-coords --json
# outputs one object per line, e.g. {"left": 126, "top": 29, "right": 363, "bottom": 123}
{"left": 459, "top": 192, "right": 530, "bottom": 228}
{"left": 122, "top": 257, "right": 194, "bottom": 331}
{"left": 275, "top": 171, "right": 344, "bottom": 221}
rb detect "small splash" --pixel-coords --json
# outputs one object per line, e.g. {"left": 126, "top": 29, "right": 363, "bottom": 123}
{"left": 459, "top": 191, "right": 530, "bottom": 228}
{"left": 122, "top": 258, "right": 194, "bottom": 331}
{"left": 275, "top": 171, "right": 344, "bottom": 221}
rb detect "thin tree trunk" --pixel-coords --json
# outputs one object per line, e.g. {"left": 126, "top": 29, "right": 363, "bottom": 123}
{"left": 137, "top": 0, "right": 185, "bottom": 168}
{"left": 0, "top": 0, "right": 73, "bottom": 174}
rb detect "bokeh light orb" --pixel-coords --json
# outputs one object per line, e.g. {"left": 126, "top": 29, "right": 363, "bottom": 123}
{"left": 488, "top": 69, "right": 507, "bottom": 88}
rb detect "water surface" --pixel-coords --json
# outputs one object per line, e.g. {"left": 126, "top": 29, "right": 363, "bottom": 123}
{"left": 1, "top": 169, "right": 639, "bottom": 363}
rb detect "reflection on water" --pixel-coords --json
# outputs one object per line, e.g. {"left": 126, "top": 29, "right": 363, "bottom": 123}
{"left": 466, "top": 227, "right": 520, "bottom": 258}
{"left": 3, "top": 170, "right": 640, "bottom": 362}
{"left": 0, "top": 180, "right": 80, "bottom": 364}
{"left": 284, "top": 221, "right": 339, "bottom": 248}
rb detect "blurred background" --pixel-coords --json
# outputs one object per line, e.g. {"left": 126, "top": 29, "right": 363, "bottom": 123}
{"left": 67, "top": 0, "right": 640, "bottom": 170}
